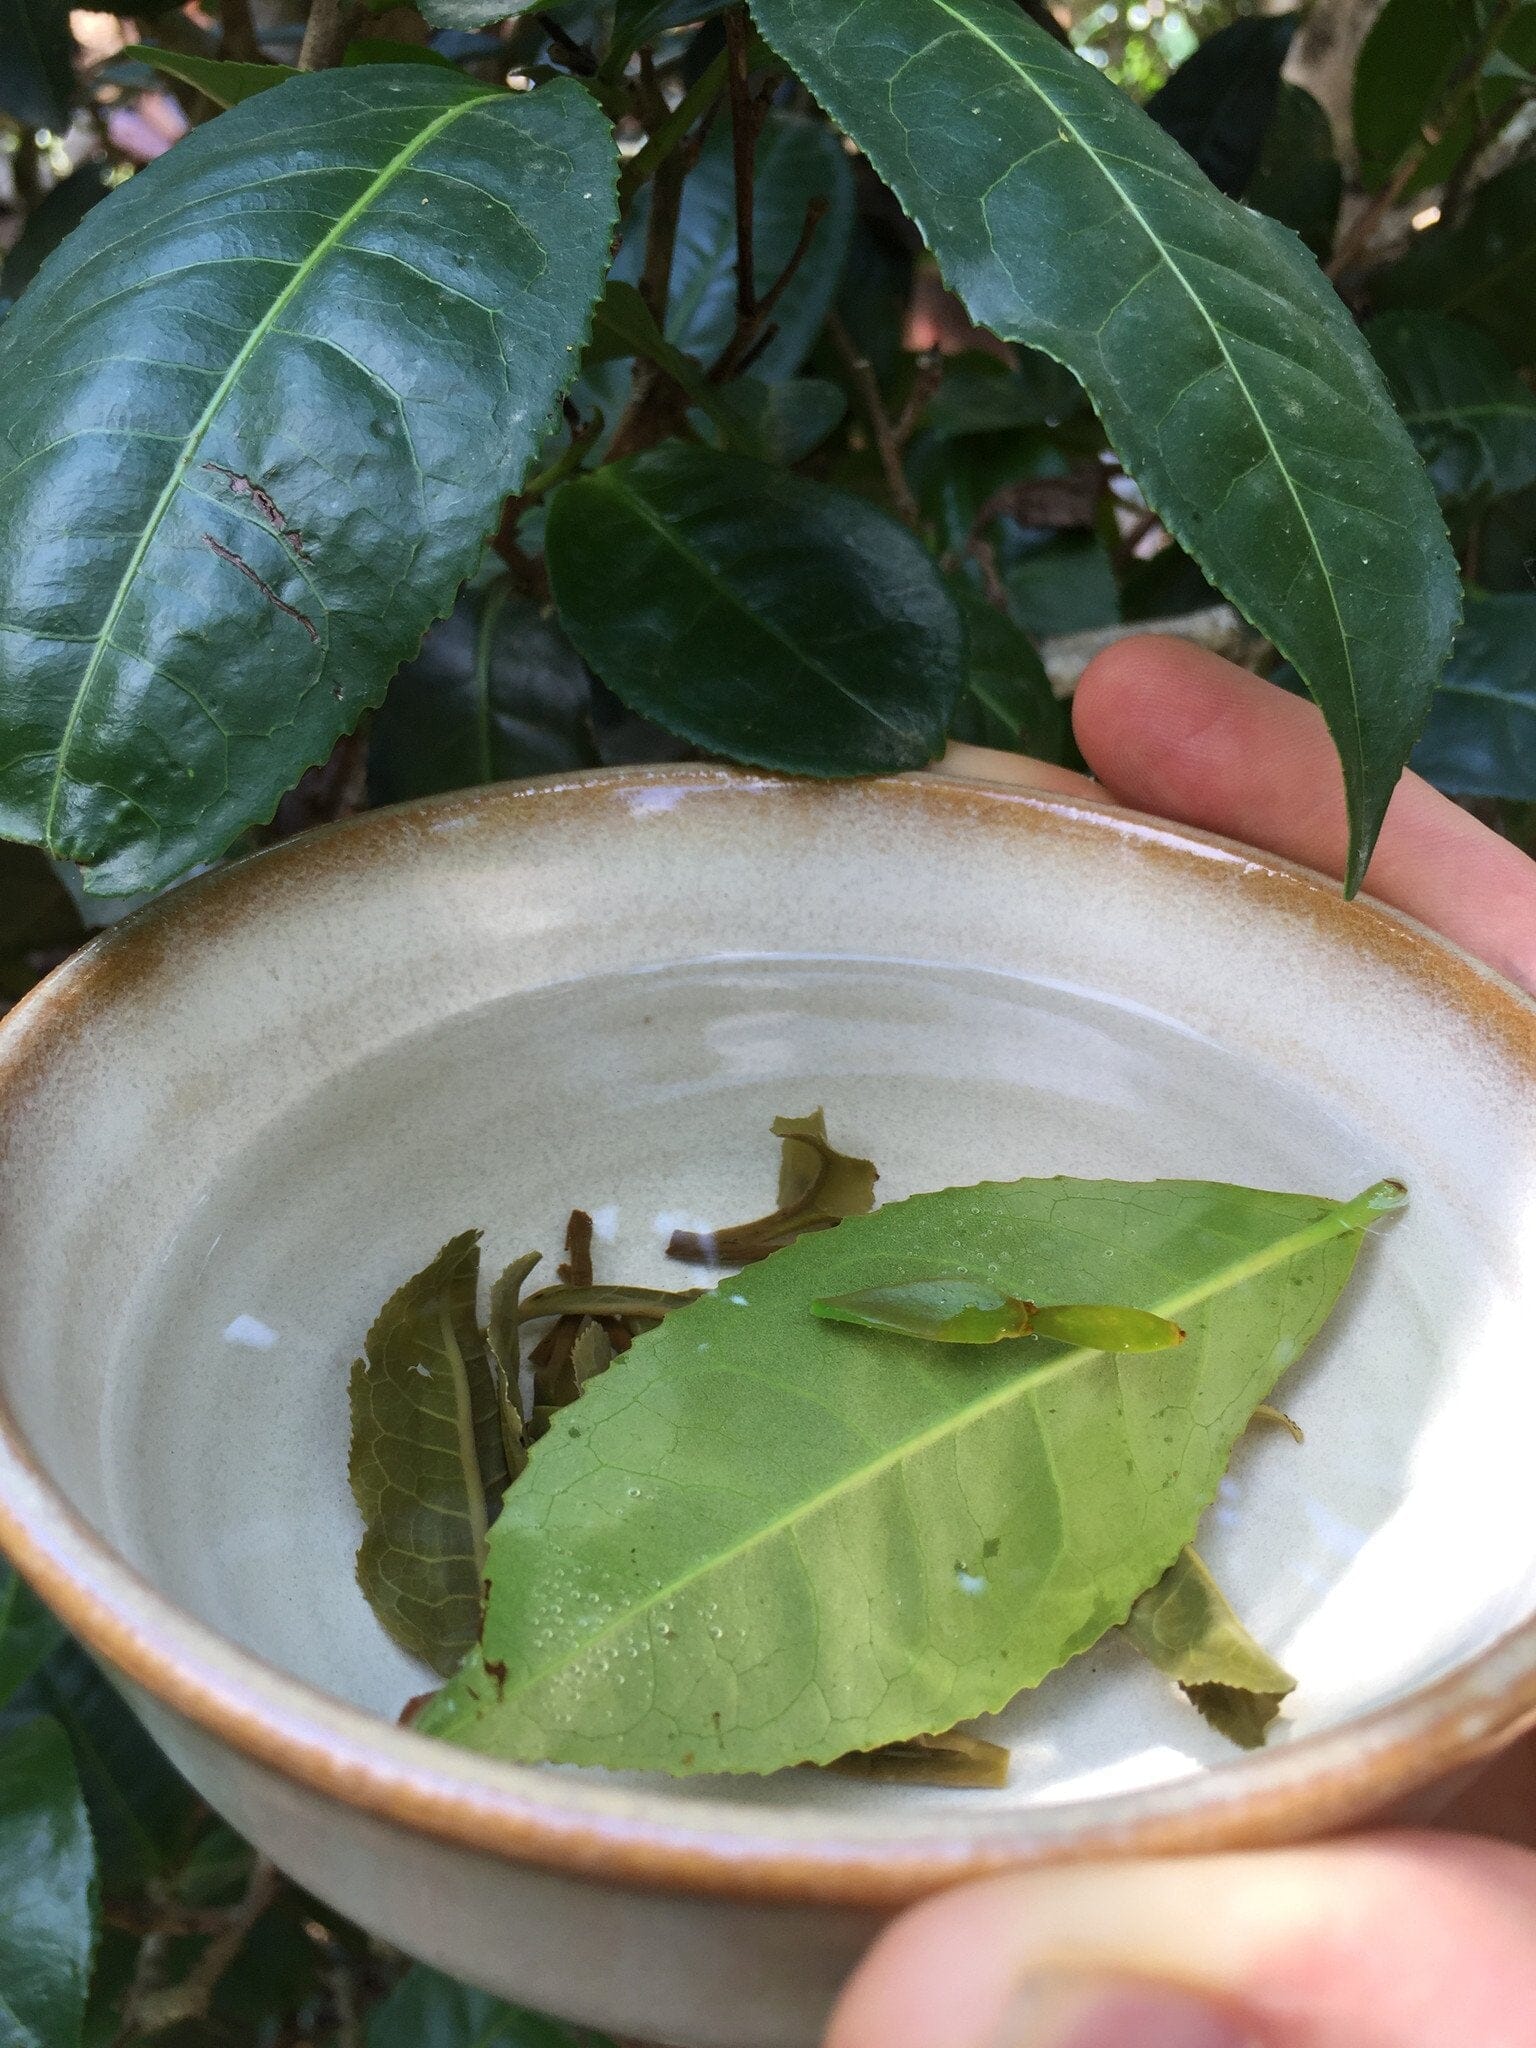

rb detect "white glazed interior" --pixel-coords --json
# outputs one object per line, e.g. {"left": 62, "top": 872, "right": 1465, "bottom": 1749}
{"left": 4, "top": 767, "right": 1536, "bottom": 1834}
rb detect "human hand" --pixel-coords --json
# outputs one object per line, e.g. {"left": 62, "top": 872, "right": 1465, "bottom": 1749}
{"left": 837, "top": 637, "right": 1536, "bottom": 2048}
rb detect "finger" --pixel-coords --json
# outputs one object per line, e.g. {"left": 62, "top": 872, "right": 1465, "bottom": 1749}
{"left": 934, "top": 739, "right": 1099, "bottom": 801}
{"left": 1073, "top": 637, "right": 1536, "bottom": 995}
{"left": 827, "top": 1836, "right": 1536, "bottom": 2048}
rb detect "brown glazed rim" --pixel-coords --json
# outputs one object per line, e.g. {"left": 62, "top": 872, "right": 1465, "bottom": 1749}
{"left": 3, "top": 765, "right": 1536, "bottom": 1911}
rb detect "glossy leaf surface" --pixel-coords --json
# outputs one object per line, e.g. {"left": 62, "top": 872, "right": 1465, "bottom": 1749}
{"left": 0, "top": 1716, "right": 94, "bottom": 2048}
{"left": 1412, "top": 593, "right": 1536, "bottom": 799}
{"left": 423, "top": 1177, "right": 1399, "bottom": 1773}
{"left": 1368, "top": 309, "right": 1536, "bottom": 504}
{"left": 350, "top": 1233, "right": 510, "bottom": 1674}
{"left": 0, "top": 69, "right": 616, "bottom": 894}
{"left": 547, "top": 446, "right": 966, "bottom": 777}
{"left": 612, "top": 108, "right": 854, "bottom": 381}
{"left": 1375, "top": 160, "right": 1536, "bottom": 368}
{"left": 749, "top": 0, "right": 1460, "bottom": 891}
{"left": 1125, "top": 1545, "right": 1295, "bottom": 1749}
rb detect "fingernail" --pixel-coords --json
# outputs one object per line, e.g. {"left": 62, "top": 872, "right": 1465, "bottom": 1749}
{"left": 994, "top": 1972, "right": 1259, "bottom": 2048}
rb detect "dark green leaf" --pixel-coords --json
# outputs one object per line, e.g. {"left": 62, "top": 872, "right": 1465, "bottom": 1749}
{"left": 1477, "top": 482, "right": 1536, "bottom": 595}
{"left": 350, "top": 1232, "right": 510, "bottom": 1674}
{"left": 588, "top": 277, "right": 743, "bottom": 442}
{"left": 1374, "top": 159, "right": 1536, "bottom": 368}
{"left": 1118, "top": 541, "right": 1221, "bottom": 623}
{"left": 947, "top": 578, "right": 1073, "bottom": 762}
{"left": 344, "top": 35, "right": 460, "bottom": 66}
{"left": 610, "top": 0, "right": 731, "bottom": 67}
{"left": 748, "top": 0, "right": 1460, "bottom": 893}
{"left": 488, "top": 1251, "right": 539, "bottom": 1482}
{"left": 922, "top": 350, "right": 1083, "bottom": 441}
{"left": 1353, "top": 0, "right": 1536, "bottom": 193}
{"left": 0, "top": 69, "right": 617, "bottom": 895}
{"left": 519, "top": 1284, "right": 702, "bottom": 1323}
{"left": 1005, "top": 533, "right": 1119, "bottom": 639}
{"left": 699, "top": 375, "right": 848, "bottom": 464}
{"left": 367, "top": 1964, "right": 617, "bottom": 2048}
{"left": 369, "top": 582, "right": 602, "bottom": 803}
{"left": 1124, "top": 1545, "right": 1295, "bottom": 1749}
{"left": 0, "top": 1566, "right": 64, "bottom": 1707}
{"left": 0, "top": 1717, "right": 94, "bottom": 2048}
{"left": 547, "top": 445, "right": 966, "bottom": 776}
{"left": 1368, "top": 308, "right": 1536, "bottom": 505}
{"left": 0, "top": 843, "right": 83, "bottom": 1003}
{"left": 120, "top": 43, "right": 297, "bottom": 104}
{"left": 1412, "top": 592, "right": 1536, "bottom": 797}
{"left": 613, "top": 109, "right": 854, "bottom": 380}
{"left": 1243, "top": 82, "right": 1341, "bottom": 262}
{"left": 423, "top": 1177, "right": 1403, "bottom": 1773}
{"left": 666, "top": 1108, "right": 877, "bottom": 1264}
{"left": 1145, "top": 17, "right": 1295, "bottom": 198}
{"left": 0, "top": 0, "right": 73, "bottom": 130}
{"left": 0, "top": 165, "right": 109, "bottom": 315}
{"left": 8, "top": 1639, "right": 195, "bottom": 1893}
{"left": 826, "top": 1728, "right": 1010, "bottom": 1786}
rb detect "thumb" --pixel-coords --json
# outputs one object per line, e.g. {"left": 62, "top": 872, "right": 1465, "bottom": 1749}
{"left": 826, "top": 1835, "right": 1536, "bottom": 2048}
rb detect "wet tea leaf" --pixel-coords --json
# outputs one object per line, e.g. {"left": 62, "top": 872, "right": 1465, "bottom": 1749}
{"left": 825, "top": 1728, "right": 1009, "bottom": 1787}
{"left": 1028, "top": 1304, "right": 1185, "bottom": 1352}
{"left": 667, "top": 1109, "right": 878, "bottom": 1264}
{"left": 1125, "top": 1545, "right": 1295, "bottom": 1750}
{"left": 488, "top": 1252, "right": 541, "bottom": 1483}
{"left": 423, "top": 1176, "right": 1401, "bottom": 1774}
{"left": 811, "top": 1281, "right": 1182, "bottom": 1350}
{"left": 350, "top": 1233, "right": 510, "bottom": 1674}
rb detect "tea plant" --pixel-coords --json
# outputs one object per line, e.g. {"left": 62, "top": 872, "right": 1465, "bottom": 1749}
{"left": 0, "top": 0, "right": 1533, "bottom": 2038}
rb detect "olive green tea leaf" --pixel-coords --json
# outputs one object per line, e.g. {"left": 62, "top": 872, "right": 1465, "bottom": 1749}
{"left": 1125, "top": 1546, "right": 1296, "bottom": 1750}
{"left": 667, "top": 1109, "right": 878, "bottom": 1264}
{"left": 1374, "top": 160, "right": 1536, "bottom": 370}
{"left": 825, "top": 1728, "right": 1010, "bottom": 1787}
{"left": 488, "top": 1252, "right": 541, "bottom": 1483}
{"left": 947, "top": 578, "right": 1075, "bottom": 766}
{"left": 0, "top": 0, "right": 73, "bottom": 131}
{"left": 0, "top": 1716, "right": 95, "bottom": 2048}
{"left": 350, "top": 1232, "right": 510, "bottom": 1674}
{"left": 748, "top": 0, "right": 1460, "bottom": 893}
{"left": 1412, "top": 593, "right": 1536, "bottom": 801}
{"left": 1368, "top": 309, "right": 1536, "bottom": 505}
{"left": 549, "top": 447, "right": 966, "bottom": 779}
{"left": 811, "top": 1280, "right": 1184, "bottom": 1350}
{"left": 0, "top": 69, "right": 618, "bottom": 895}
{"left": 519, "top": 1284, "right": 703, "bottom": 1324}
{"left": 422, "top": 1177, "right": 1402, "bottom": 1774}
{"left": 120, "top": 43, "right": 298, "bottom": 104}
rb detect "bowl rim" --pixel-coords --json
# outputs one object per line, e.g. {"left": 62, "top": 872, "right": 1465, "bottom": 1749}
{"left": 4, "top": 762, "right": 1536, "bottom": 1910}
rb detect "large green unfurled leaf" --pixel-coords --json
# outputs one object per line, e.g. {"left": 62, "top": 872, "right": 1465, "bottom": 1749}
{"left": 0, "top": 1717, "right": 95, "bottom": 2048}
{"left": 612, "top": 108, "right": 854, "bottom": 381}
{"left": 546, "top": 445, "right": 966, "bottom": 775}
{"left": 748, "top": 0, "right": 1459, "bottom": 893}
{"left": 0, "top": 0, "right": 73, "bottom": 130}
{"left": 1374, "top": 160, "right": 1536, "bottom": 369}
{"left": 1244, "top": 83, "right": 1341, "bottom": 262}
{"left": 370, "top": 580, "right": 603, "bottom": 802}
{"left": 1368, "top": 309, "right": 1536, "bottom": 505}
{"left": 947, "top": 578, "right": 1074, "bottom": 763}
{"left": 0, "top": 68, "right": 616, "bottom": 895}
{"left": 351, "top": 1233, "right": 511, "bottom": 1674}
{"left": 367, "top": 1965, "right": 617, "bottom": 2048}
{"left": 1145, "top": 17, "right": 1295, "bottom": 198}
{"left": 421, "top": 1176, "right": 1400, "bottom": 1773}
{"left": 1412, "top": 592, "right": 1536, "bottom": 799}
{"left": 1353, "top": 0, "right": 1536, "bottom": 194}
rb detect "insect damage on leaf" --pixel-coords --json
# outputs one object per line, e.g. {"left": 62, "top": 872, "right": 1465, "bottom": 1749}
{"left": 1124, "top": 1545, "right": 1296, "bottom": 1749}
{"left": 349, "top": 1233, "right": 511, "bottom": 1676}
{"left": 666, "top": 1109, "right": 877, "bottom": 1263}
{"left": 811, "top": 1278, "right": 1185, "bottom": 1350}
{"left": 420, "top": 1175, "right": 1403, "bottom": 1774}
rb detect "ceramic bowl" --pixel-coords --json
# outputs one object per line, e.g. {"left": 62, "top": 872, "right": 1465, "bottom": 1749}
{"left": 4, "top": 766, "right": 1536, "bottom": 2048}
